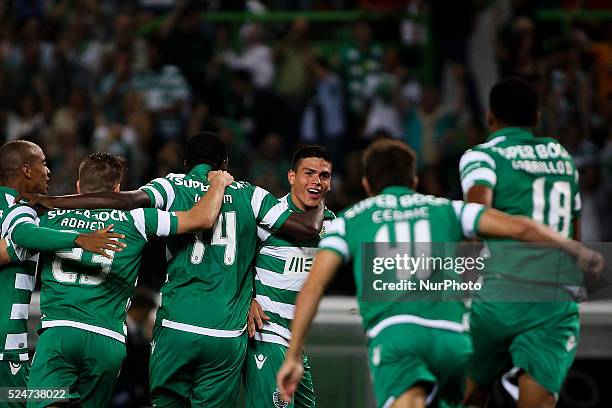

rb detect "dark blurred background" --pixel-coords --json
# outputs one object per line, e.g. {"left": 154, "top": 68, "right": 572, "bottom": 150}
{"left": 4, "top": 0, "right": 610, "bottom": 406}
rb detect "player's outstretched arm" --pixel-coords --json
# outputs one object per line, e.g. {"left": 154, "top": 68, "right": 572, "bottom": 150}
{"left": 16, "top": 190, "right": 151, "bottom": 211}
{"left": 277, "top": 249, "right": 342, "bottom": 402}
{"left": 280, "top": 201, "right": 325, "bottom": 241}
{"left": 175, "top": 171, "right": 234, "bottom": 233}
{"left": 477, "top": 209, "right": 603, "bottom": 279}
{"left": 11, "top": 222, "right": 125, "bottom": 258}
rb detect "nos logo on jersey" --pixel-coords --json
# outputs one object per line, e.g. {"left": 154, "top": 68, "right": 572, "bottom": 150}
{"left": 273, "top": 388, "right": 288, "bottom": 408}
{"left": 284, "top": 255, "right": 313, "bottom": 274}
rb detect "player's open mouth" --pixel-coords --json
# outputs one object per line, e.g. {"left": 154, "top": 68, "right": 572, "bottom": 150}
{"left": 307, "top": 188, "right": 321, "bottom": 199}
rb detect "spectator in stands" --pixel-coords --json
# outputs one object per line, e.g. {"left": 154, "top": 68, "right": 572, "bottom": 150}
{"left": 340, "top": 20, "right": 383, "bottom": 115}
{"left": 250, "top": 132, "right": 291, "bottom": 197}
{"left": 403, "top": 85, "right": 463, "bottom": 169}
{"left": 98, "top": 51, "right": 134, "bottom": 123}
{"left": 363, "top": 49, "right": 404, "bottom": 139}
{"left": 225, "top": 68, "right": 279, "bottom": 146}
{"left": 222, "top": 23, "right": 275, "bottom": 89}
{"left": 158, "top": 0, "right": 212, "bottom": 99}
{"left": 301, "top": 56, "right": 346, "bottom": 167}
{"left": 5, "top": 91, "right": 46, "bottom": 141}
{"left": 275, "top": 17, "right": 313, "bottom": 139}
{"left": 131, "top": 36, "right": 191, "bottom": 144}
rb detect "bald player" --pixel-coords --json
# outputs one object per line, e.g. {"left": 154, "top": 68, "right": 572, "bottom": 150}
{"left": 0, "top": 141, "right": 124, "bottom": 407}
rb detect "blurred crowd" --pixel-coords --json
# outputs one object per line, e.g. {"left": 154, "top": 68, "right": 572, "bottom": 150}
{"left": 0, "top": 1, "right": 610, "bottom": 237}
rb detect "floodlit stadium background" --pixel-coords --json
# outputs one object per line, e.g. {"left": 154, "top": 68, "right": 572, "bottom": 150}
{"left": 4, "top": 0, "right": 610, "bottom": 406}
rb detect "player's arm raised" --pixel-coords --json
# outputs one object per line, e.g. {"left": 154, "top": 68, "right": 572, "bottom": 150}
{"left": 477, "top": 208, "right": 603, "bottom": 278}
{"left": 277, "top": 249, "right": 342, "bottom": 402}
{"left": 16, "top": 190, "right": 151, "bottom": 211}
{"left": 174, "top": 171, "right": 234, "bottom": 233}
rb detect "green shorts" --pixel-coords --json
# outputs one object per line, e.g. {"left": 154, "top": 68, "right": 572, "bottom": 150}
{"left": 368, "top": 323, "right": 472, "bottom": 408}
{"left": 243, "top": 338, "right": 315, "bottom": 408}
{"left": 149, "top": 325, "right": 247, "bottom": 408}
{"left": 0, "top": 360, "right": 30, "bottom": 408}
{"left": 27, "top": 326, "right": 126, "bottom": 408}
{"left": 469, "top": 301, "right": 579, "bottom": 395}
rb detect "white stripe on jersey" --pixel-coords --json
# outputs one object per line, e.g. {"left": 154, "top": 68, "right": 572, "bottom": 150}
{"left": 10, "top": 304, "right": 28, "bottom": 320}
{"left": 5, "top": 333, "right": 27, "bottom": 350}
{"left": 325, "top": 217, "right": 345, "bottom": 236}
{"left": 156, "top": 178, "right": 176, "bottom": 210}
{"left": 1, "top": 206, "right": 37, "bottom": 238}
{"left": 141, "top": 186, "right": 164, "bottom": 209}
{"left": 261, "top": 321, "right": 292, "bottom": 340}
{"left": 259, "top": 246, "right": 317, "bottom": 260}
{"left": 452, "top": 201, "right": 483, "bottom": 239}
{"left": 460, "top": 203, "right": 484, "bottom": 238}
{"left": 15, "top": 273, "right": 35, "bottom": 291}
{"left": 366, "top": 314, "right": 466, "bottom": 338}
{"left": 459, "top": 150, "right": 496, "bottom": 172}
{"left": 251, "top": 187, "right": 268, "bottom": 219}
{"left": 156, "top": 211, "right": 171, "bottom": 237}
{"left": 461, "top": 167, "right": 497, "bottom": 193}
{"left": 130, "top": 208, "right": 148, "bottom": 240}
{"left": 255, "top": 295, "right": 295, "bottom": 319}
{"left": 260, "top": 202, "right": 289, "bottom": 229}
{"left": 161, "top": 319, "right": 246, "bottom": 338}
{"left": 574, "top": 193, "right": 581, "bottom": 212}
{"left": 253, "top": 332, "right": 290, "bottom": 347}
{"left": 257, "top": 225, "right": 272, "bottom": 242}
{"left": 479, "top": 136, "right": 507, "bottom": 148}
{"left": 255, "top": 267, "right": 308, "bottom": 292}
{"left": 319, "top": 236, "right": 350, "bottom": 260}
{"left": 41, "top": 320, "right": 125, "bottom": 343}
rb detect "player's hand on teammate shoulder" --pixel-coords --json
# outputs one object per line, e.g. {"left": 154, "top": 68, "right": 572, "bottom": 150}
{"left": 276, "top": 356, "right": 304, "bottom": 403}
{"left": 208, "top": 170, "right": 234, "bottom": 188}
{"left": 75, "top": 224, "right": 126, "bottom": 259}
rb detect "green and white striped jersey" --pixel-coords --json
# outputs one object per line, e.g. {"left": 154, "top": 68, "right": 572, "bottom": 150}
{"left": 253, "top": 194, "right": 335, "bottom": 347}
{"left": 0, "top": 186, "right": 39, "bottom": 362}
{"left": 459, "top": 127, "right": 581, "bottom": 285}
{"left": 319, "top": 186, "right": 485, "bottom": 338}
{"left": 140, "top": 164, "right": 291, "bottom": 336}
{"left": 37, "top": 208, "right": 178, "bottom": 343}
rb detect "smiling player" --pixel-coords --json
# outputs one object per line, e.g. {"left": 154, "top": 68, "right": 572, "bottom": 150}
{"left": 244, "top": 146, "right": 335, "bottom": 408}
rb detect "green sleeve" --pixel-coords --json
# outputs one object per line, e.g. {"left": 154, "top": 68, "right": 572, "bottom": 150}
{"left": 11, "top": 222, "right": 78, "bottom": 251}
{"left": 139, "top": 177, "right": 175, "bottom": 210}
{"left": 318, "top": 217, "right": 351, "bottom": 262}
{"left": 130, "top": 208, "right": 178, "bottom": 238}
{"left": 250, "top": 185, "right": 291, "bottom": 231}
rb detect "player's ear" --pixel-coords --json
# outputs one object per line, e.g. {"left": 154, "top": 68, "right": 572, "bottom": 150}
{"left": 22, "top": 163, "right": 31, "bottom": 179}
{"left": 486, "top": 111, "right": 495, "bottom": 131}
{"left": 113, "top": 183, "right": 121, "bottom": 193}
{"left": 411, "top": 175, "right": 419, "bottom": 190}
{"left": 362, "top": 177, "right": 373, "bottom": 197}
{"left": 288, "top": 169, "right": 296, "bottom": 187}
{"left": 221, "top": 158, "right": 229, "bottom": 171}
{"left": 76, "top": 180, "right": 82, "bottom": 194}
{"left": 534, "top": 110, "right": 541, "bottom": 128}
